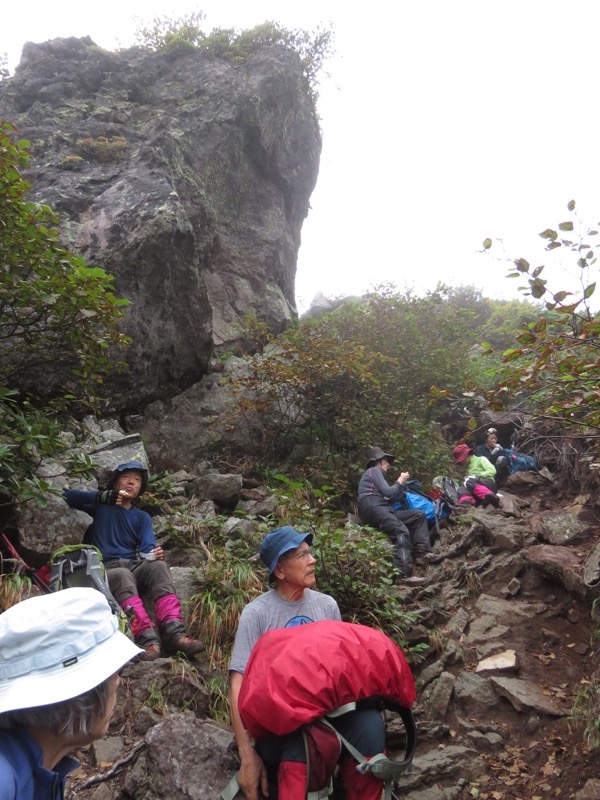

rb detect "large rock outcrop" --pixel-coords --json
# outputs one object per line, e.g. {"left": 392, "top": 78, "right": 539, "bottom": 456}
{"left": 0, "top": 36, "right": 321, "bottom": 410}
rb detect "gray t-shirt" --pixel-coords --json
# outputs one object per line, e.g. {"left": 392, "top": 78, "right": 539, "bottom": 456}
{"left": 229, "top": 588, "right": 341, "bottom": 674}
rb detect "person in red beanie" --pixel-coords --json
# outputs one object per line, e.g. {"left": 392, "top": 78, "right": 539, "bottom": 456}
{"left": 453, "top": 444, "right": 500, "bottom": 508}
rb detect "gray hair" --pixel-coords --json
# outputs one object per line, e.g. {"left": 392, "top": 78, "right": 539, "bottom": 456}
{"left": 0, "top": 675, "right": 113, "bottom": 738}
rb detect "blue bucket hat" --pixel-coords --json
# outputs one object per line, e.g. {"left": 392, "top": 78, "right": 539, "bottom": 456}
{"left": 108, "top": 461, "right": 149, "bottom": 495}
{"left": 259, "top": 526, "right": 313, "bottom": 576}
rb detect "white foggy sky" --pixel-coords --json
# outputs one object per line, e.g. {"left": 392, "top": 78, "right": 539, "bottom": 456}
{"left": 2, "top": 1, "right": 599, "bottom": 312}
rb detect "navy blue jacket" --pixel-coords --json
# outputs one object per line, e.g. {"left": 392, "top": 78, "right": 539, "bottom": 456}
{"left": 0, "top": 728, "right": 78, "bottom": 800}
{"left": 63, "top": 490, "right": 155, "bottom": 560}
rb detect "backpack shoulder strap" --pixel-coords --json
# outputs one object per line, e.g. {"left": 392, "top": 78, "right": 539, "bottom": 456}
{"left": 322, "top": 703, "right": 417, "bottom": 800}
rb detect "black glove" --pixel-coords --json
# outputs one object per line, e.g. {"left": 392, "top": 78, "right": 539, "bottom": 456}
{"left": 97, "top": 490, "right": 119, "bottom": 505}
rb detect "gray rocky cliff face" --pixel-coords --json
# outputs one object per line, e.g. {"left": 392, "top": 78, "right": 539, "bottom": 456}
{"left": 0, "top": 36, "right": 320, "bottom": 410}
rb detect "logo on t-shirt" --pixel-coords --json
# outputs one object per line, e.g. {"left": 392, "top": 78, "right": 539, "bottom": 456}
{"left": 285, "top": 615, "right": 314, "bottom": 627}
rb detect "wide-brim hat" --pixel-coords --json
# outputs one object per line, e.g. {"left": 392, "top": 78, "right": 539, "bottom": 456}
{"left": 366, "top": 447, "right": 395, "bottom": 469}
{"left": 453, "top": 443, "right": 472, "bottom": 465}
{"left": 259, "top": 526, "right": 313, "bottom": 576}
{"left": 0, "top": 588, "right": 143, "bottom": 713}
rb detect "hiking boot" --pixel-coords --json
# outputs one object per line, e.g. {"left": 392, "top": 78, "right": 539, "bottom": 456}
{"left": 481, "top": 494, "right": 500, "bottom": 509}
{"left": 396, "top": 575, "right": 429, "bottom": 587}
{"left": 159, "top": 619, "right": 206, "bottom": 658}
{"left": 138, "top": 642, "right": 162, "bottom": 661}
{"left": 164, "top": 634, "right": 206, "bottom": 658}
{"left": 134, "top": 629, "right": 162, "bottom": 661}
{"left": 414, "top": 552, "right": 438, "bottom": 566}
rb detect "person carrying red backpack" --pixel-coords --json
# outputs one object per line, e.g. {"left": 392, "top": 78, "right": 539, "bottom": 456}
{"left": 228, "top": 526, "right": 387, "bottom": 800}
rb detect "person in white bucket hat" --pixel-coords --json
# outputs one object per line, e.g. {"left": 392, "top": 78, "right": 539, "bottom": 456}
{"left": 0, "top": 587, "right": 143, "bottom": 800}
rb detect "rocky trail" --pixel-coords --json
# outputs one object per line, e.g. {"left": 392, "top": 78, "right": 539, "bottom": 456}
{"left": 396, "top": 470, "right": 600, "bottom": 800}
{"left": 6, "top": 427, "right": 600, "bottom": 800}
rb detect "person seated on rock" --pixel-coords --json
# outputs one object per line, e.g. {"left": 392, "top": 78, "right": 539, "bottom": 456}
{"left": 453, "top": 444, "right": 500, "bottom": 508}
{"left": 357, "top": 447, "right": 432, "bottom": 586}
{"left": 474, "top": 428, "right": 510, "bottom": 485}
{"left": 63, "top": 460, "right": 205, "bottom": 661}
{"left": 229, "top": 526, "right": 386, "bottom": 800}
{"left": 0, "top": 588, "right": 143, "bottom": 800}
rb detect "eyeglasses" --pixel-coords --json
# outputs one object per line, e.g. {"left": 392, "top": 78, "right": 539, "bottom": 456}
{"left": 282, "top": 546, "right": 314, "bottom": 563}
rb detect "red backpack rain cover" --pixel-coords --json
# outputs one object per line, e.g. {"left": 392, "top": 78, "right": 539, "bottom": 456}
{"left": 238, "top": 620, "right": 416, "bottom": 739}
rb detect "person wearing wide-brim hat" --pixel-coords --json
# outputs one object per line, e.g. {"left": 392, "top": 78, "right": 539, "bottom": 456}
{"left": 357, "top": 447, "right": 432, "bottom": 586}
{"left": 365, "top": 447, "right": 395, "bottom": 469}
{"left": 0, "top": 588, "right": 143, "bottom": 800}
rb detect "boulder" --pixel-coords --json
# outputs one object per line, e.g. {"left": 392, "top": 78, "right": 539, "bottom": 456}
{"left": 17, "top": 495, "right": 92, "bottom": 554}
{"left": 186, "top": 473, "right": 243, "bottom": 508}
{"left": 122, "top": 713, "right": 237, "bottom": 799}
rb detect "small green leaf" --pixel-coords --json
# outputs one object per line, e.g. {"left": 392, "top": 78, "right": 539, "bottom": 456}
{"left": 558, "top": 221, "right": 574, "bottom": 231}
{"left": 567, "top": 199, "right": 576, "bottom": 211}
{"left": 539, "top": 228, "right": 557, "bottom": 240}
{"left": 514, "top": 258, "right": 530, "bottom": 272}
{"left": 584, "top": 282, "right": 596, "bottom": 299}
{"left": 482, "top": 238, "right": 492, "bottom": 250}
{"left": 530, "top": 281, "right": 547, "bottom": 299}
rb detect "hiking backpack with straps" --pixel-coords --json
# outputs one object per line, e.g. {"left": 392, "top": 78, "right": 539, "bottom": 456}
{"left": 223, "top": 620, "right": 417, "bottom": 800}
{"left": 431, "top": 475, "right": 464, "bottom": 506}
{"left": 48, "top": 544, "right": 130, "bottom": 635}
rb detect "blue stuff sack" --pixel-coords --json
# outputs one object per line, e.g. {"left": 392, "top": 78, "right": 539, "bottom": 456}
{"left": 393, "top": 480, "right": 450, "bottom": 527}
{"left": 404, "top": 491, "right": 437, "bottom": 521}
{"left": 506, "top": 451, "right": 538, "bottom": 473}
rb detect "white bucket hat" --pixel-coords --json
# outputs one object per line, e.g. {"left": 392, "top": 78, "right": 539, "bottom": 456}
{"left": 0, "top": 587, "right": 143, "bottom": 714}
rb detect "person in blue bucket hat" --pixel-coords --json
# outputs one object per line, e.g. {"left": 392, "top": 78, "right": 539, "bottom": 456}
{"left": 227, "top": 526, "right": 385, "bottom": 800}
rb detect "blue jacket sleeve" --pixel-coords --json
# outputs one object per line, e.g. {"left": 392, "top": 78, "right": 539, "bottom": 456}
{"left": 62, "top": 489, "right": 99, "bottom": 517}
{"left": 136, "top": 510, "right": 156, "bottom": 554}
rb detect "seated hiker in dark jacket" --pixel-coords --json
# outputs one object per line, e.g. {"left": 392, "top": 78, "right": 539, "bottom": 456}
{"left": 474, "top": 428, "right": 510, "bottom": 485}
{"left": 357, "top": 447, "right": 432, "bottom": 586}
{"left": 63, "top": 460, "right": 204, "bottom": 661}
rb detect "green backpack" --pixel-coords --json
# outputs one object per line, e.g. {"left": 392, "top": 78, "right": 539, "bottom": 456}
{"left": 48, "top": 544, "right": 131, "bottom": 636}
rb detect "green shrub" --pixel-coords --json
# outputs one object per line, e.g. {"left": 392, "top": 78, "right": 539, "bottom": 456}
{"left": 230, "top": 289, "right": 479, "bottom": 485}
{"left": 0, "top": 121, "right": 130, "bottom": 505}
{"left": 133, "top": 13, "right": 333, "bottom": 95}
{"left": 75, "top": 135, "right": 128, "bottom": 163}
{"left": 59, "top": 154, "right": 85, "bottom": 170}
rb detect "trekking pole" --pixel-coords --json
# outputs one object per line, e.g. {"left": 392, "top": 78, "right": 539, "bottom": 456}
{"left": 0, "top": 533, "right": 51, "bottom": 593}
